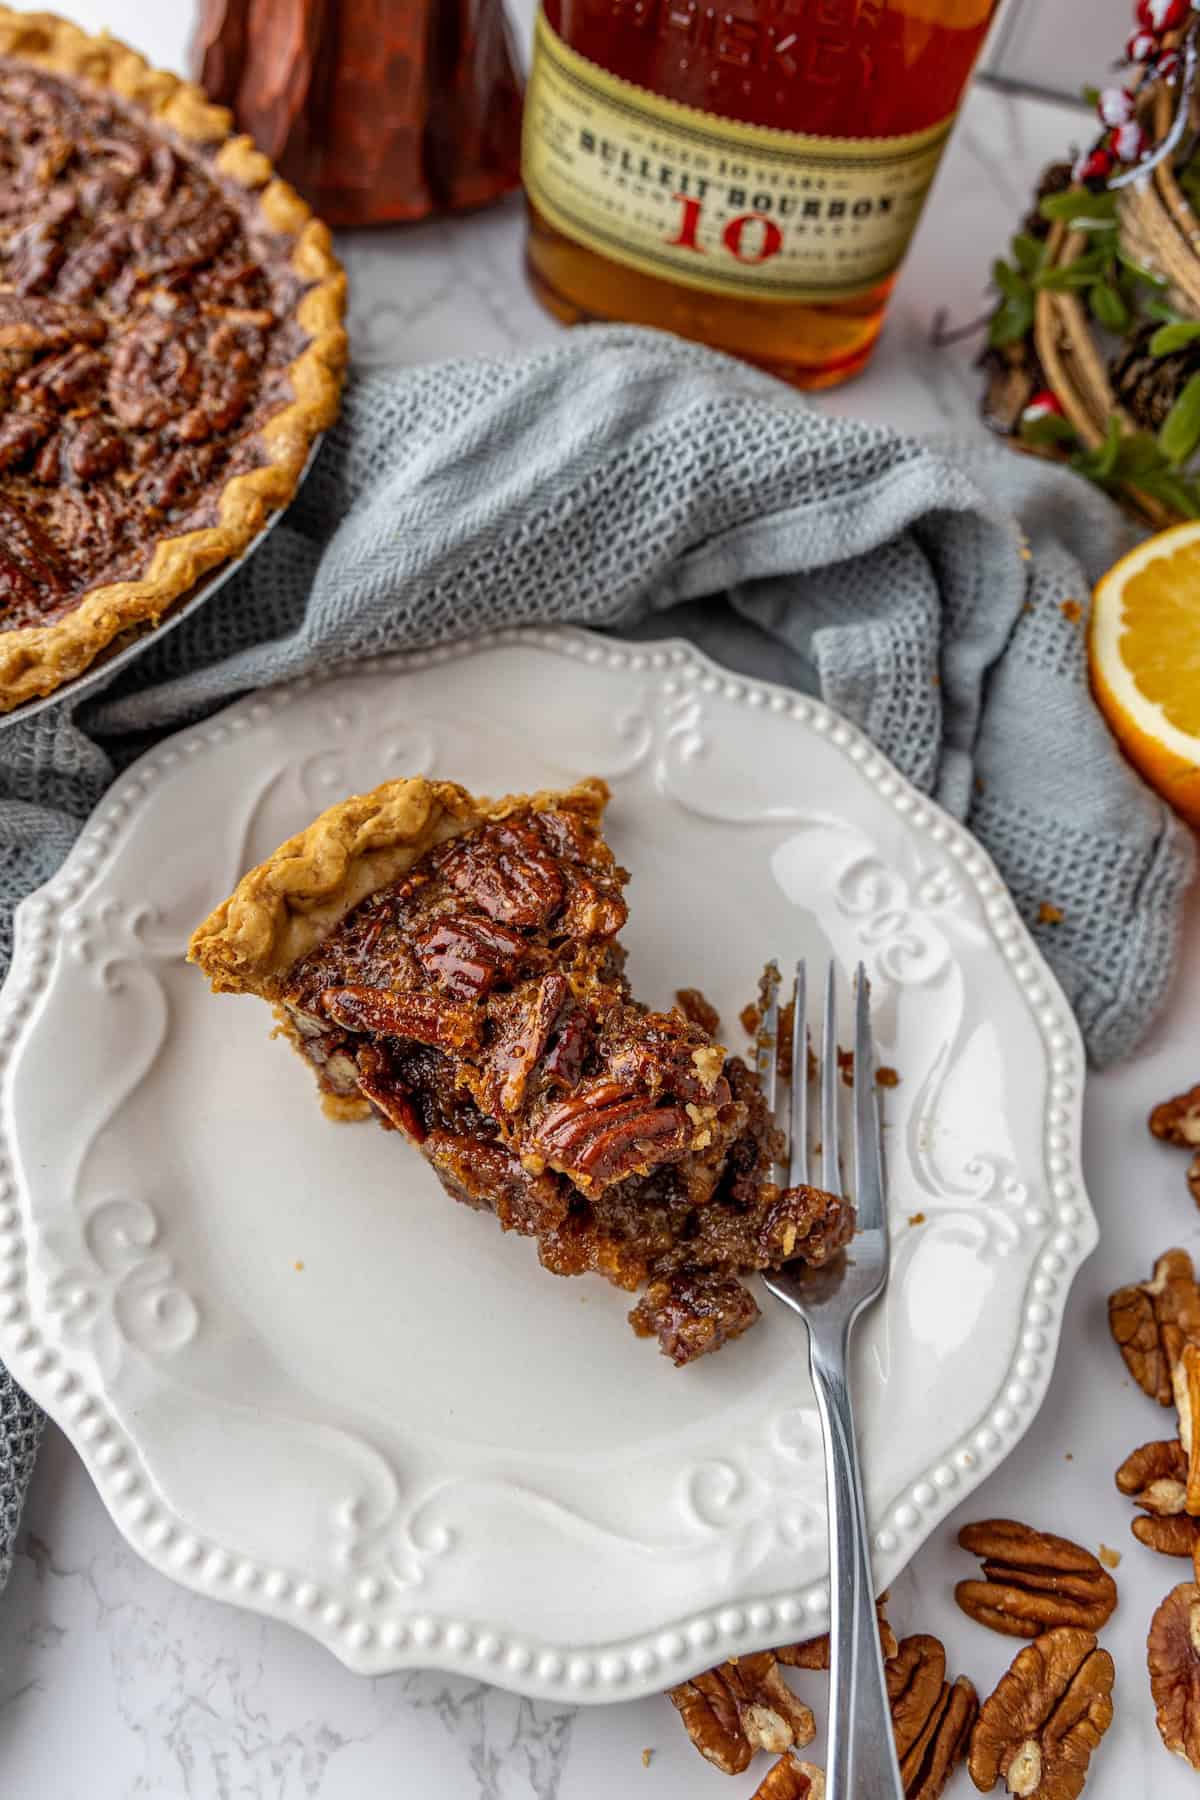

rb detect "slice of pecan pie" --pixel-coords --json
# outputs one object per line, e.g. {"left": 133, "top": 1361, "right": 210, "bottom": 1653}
{"left": 189, "top": 777, "right": 852, "bottom": 1362}
{"left": 0, "top": 9, "right": 346, "bottom": 709}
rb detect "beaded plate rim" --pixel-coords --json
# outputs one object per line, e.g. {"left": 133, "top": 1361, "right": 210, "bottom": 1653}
{"left": 0, "top": 626, "right": 1095, "bottom": 1699}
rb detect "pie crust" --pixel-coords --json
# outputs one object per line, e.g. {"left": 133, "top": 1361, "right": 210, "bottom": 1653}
{"left": 189, "top": 776, "right": 611, "bottom": 995}
{"left": 0, "top": 7, "right": 347, "bottom": 710}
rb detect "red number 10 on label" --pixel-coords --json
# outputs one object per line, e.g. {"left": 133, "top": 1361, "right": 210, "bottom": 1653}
{"left": 668, "top": 194, "right": 783, "bottom": 264}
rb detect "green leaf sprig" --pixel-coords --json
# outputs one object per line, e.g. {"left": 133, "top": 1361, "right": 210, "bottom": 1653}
{"left": 988, "top": 187, "right": 1165, "bottom": 348}
{"left": 992, "top": 151, "right": 1200, "bottom": 516}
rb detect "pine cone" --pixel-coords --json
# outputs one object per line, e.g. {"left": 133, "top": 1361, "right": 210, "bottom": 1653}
{"left": 979, "top": 337, "right": 1048, "bottom": 437}
{"left": 1111, "top": 324, "right": 1200, "bottom": 430}
{"left": 1022, "top": 162, "right": 1074, "bottom": 240}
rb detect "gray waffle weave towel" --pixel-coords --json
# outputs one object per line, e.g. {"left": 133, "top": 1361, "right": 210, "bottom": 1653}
{"left": 0, "top": 325, "right": 1194, "bottom": 1588}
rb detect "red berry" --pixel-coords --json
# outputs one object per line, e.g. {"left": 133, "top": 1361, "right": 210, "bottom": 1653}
{"left": 1137, "top": 0, "right": 1189, "bottom": 30}
{"left": 1023, "top": 390, "right": 1065, "bottom": 420}
{"left": 1098, "top": 85, "right": 1136, "bottom": 125}
{"left": 1126, "top": 29, "right": 1159, "bottom": 60}
{"left": 1074, "top": 146, "right": 1115, "bottom": 183}
{"left": 1114, "top": 119, "right": 1148, "bottom": 160}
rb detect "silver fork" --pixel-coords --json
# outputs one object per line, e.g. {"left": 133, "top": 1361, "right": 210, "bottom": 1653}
{"left": 758, "top": 959, "right": 904, "bottom": 1800}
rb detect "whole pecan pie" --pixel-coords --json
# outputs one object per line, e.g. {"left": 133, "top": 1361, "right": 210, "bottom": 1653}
{"left": 189, "top": 777, "right": 853, "bottom": 1362}
{"left": 0, "top": 9, "right": 346, "bottom": 710}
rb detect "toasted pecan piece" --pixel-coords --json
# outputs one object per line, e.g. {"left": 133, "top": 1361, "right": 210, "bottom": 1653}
{"left": 1108, "top": 1249, "right": 1200, "bottom": 1408}
{"left": 776, "top": 1597, "right": 898, "bottom": 1669}
{"left": 749, "top": 1757, "right": 826, "bottom": 1800}
{"left": 1148, "top": 1582, "right": 1200, "bottom": 1768}
{"left": 1152, "top": 1088, "right": 1200, "bottom": 1209}
{"left": 1150, "top": 1085, "right": 1200, "bottom": 1148}
{"left": 674, "top": 987, "right": 721, "bottom": 1036}
{"left": 888, "top": 1635, "right": 978, "bottom": 1800}
{"left": 967, "top": 1627, "right": 1113, "bottom": 1798}
{"left": 667, "top": 1650, "right": 816, "bottom": 1775}
{"left": 1137, "top": 1514, "right": 1200, "bottom": 1558}
{"left": 321, "top": 985, "right": 480, "bottom": 1051}
{"left": 956, "top": 1521, "right": 1117, "bottom": 1638}
{"left": 1116, "top": 1440, "right": 1198, "bottom": 1557}
{"left": 629, "top": 1269, "right": 761, "bottom": 1366}
{"left": 1175, "top": 1342, "right": 1200, "bottom": 1516}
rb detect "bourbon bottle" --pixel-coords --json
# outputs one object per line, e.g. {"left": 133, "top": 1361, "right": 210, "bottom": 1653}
{"left": 522, "top": 0, "right": 999, "bottom": 387}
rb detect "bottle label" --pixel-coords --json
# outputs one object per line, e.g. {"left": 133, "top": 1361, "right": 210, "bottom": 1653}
{"left": 522, "top": 10, "right": 956, "bottom": 304}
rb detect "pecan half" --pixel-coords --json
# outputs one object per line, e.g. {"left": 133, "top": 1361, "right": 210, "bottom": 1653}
{"left": 1191, "top": 1153, "right": 1200, "bottom": 1210}
{"left": 483, "top": 974, "right": 570, "bottom": 1116}
{"left": 540, "top": 1005, "right": 588, "bottom": 1090}
{"left": 0, "top": 494, "right": 69, "bottom": 615}
{"left": 174, "top": 317, "right": 263, "bottom": 442}
{"left": 415, "top": 914, "right": 527, "bottom": 999}
{"left": 54, "top": 221, "right": 131, "bottom": 303}
{"left": 888, "top": 1636, "right": 978, "bottom": 1800}
{"left": 1108, "top": 1249, "right": 1200, "bottom": 1407}
{"left": 438, "top": 821, "right": 565, "bottom": 927}
{"left": 955, "top": 1521, "right": 1117, "bottom": 1637}
{"left": 1148, "top": 1582, "right": 1200, "bottom": 1767}
{"left": 1116, "top": 1440, "right": 1198, "bottom": 1557}
{"left": 749, "top": 1756, "right": 826, "bottom": 1800}
{"left": 106, "top": 312, "right": 198, "bottom": 430}
{"left": 140, "top": 195, "right": 238, "bottom": 282}
{"left": 913, "top": 1680, "right": 978, "bottom": 1799}
{"left": 18, "top": 341, "right": 104, "bottom": 406}
{"left": 1135, "top": 1514, "right": 1200, "bottom": 1557}
{"left": 967, "top": 1627, "right": 1114, "bottom": 1799}
{"left": 534, "top": 1081, "right": 692, "bottom": 1186}
{"left": 667, "top": 1650, "right": 816, "bottom": 1776}
{"left": 0, "top": 410, "right": 52, "bottom": 474}
{"left": 777, "top": 1599, "right": 898, "bottom": 1669}
{"left": 1175, "top": 1342, "right": 1200, "bottom": 1514}
{"left": 65, "top": 415, "right": 126, "bottom": 484}
{"left": 0, "top": 291, "right": 107, "bottom": 351}
{"left": 321, "top": 985, "right": 480, "bottom": 1052}
{"left": 144, "top": 442, "right": 220, "bottom": 512}
{"left": 8, "top": 217, "right": 65, "bottom": 293}
{"left": 1150, "top": 1085, "right": 1200, "bottom": 1148}
{"left": 352, "top": 1050, "right": 427, "bottom": 1143}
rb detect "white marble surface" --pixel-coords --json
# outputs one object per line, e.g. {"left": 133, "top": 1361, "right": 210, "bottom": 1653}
{"left": 3, "top": 5, "right": 1200, "bottom": 1797}
{"left": 983, "top": 0, "right": 1134, "bottom": 99}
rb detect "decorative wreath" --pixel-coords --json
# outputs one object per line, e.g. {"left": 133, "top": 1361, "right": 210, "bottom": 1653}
{"left": 981, "top": 1, "right": 1200, "bottom": 527}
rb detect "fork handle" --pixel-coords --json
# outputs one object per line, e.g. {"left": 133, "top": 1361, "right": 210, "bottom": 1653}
{"left": 808, "top": 1322, "right": 906, "bottom": 1800}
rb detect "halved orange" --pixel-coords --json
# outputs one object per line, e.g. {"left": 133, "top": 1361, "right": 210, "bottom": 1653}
{"left": 1090, "top": 522, "right": 1200, "bottom": 829}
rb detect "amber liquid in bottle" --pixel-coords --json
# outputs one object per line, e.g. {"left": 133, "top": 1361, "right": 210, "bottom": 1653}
{"left": 523, "top": 0, "right": 998, "bottom": 387}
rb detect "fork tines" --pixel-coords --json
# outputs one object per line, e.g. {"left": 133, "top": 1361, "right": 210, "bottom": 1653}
{"left": 755, "top": 958, "right": 877, "bottom": 1203}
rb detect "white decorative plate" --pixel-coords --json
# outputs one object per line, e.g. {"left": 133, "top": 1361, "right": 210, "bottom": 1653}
{"left": 0, "top": 628, "right": 1095, "bottom": 1699}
